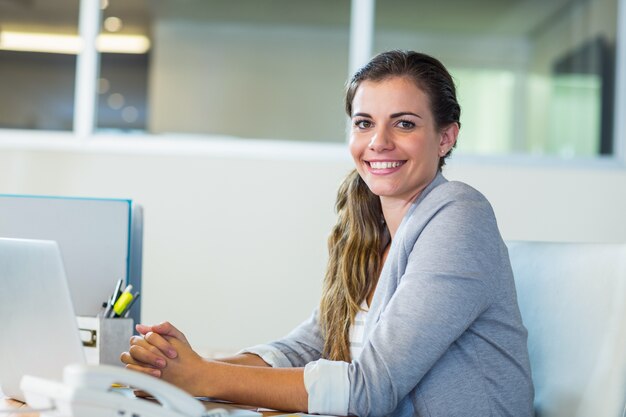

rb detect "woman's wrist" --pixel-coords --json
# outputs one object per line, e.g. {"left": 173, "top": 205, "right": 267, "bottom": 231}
{"left": 189, "top": 358, "right": 220, "bottom": 398}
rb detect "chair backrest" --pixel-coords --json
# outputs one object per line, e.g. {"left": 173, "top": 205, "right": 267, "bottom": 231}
{"left": 507, "top": 241, "right": 626, "bottom": 417}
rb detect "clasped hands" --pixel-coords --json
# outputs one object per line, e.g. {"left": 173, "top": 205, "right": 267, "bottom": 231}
{"left": 120, "top": 321, "right": 210, "bottom": 396}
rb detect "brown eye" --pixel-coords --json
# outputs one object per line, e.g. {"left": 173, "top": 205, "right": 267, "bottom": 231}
{"left": 354, "top": 119, "right": 372, "bottom": 129}
{"left": 396, "top": 120, "right": 415, "bottom": 129}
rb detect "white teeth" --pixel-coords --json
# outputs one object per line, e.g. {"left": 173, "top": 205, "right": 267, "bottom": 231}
{"left": 370, "top": 161, "right": 403, "bottom": 169}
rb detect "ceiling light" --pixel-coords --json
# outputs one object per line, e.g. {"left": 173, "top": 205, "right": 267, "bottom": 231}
{"left": 0, "top": 32, "right": 83, "bottom": 54}
{"left": 0, "top": 31, "right": 150, "bottom": 54}
{"left": 97, "top": 34, "right": 150, "bottom": 54}
{"left": 104, "top": 16, "right": 123, "bottom": 32}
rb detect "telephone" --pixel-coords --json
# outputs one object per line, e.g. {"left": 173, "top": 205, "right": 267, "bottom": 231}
{"left": 20, "top": 363, "right": 259, "bottom": 417}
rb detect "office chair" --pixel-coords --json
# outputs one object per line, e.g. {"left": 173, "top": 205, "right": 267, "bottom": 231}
{"left": 507, "top": 241, "right": 626, "bottom": 417}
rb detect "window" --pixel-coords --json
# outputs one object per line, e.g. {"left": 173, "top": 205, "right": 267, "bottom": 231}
{"left": 0, "top": 0, "right": 623, "bottom": 160}
{"left": 97, "top": 0, "right": 150, "bottom": 132}
{"left": 374, "top": 0, "right": 620, "bottom": 157}
{"left": 141, "top": 0, "right": 351, "bottom": 142}
{"left": 0, "top": 0, "right": 80, "bottom": 131}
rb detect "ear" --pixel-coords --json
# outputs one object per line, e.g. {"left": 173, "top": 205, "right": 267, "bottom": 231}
{"left": 439, "top": 122, "right": 459, "bottom": 154}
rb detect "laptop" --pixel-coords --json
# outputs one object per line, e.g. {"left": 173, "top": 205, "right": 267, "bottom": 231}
{"left": 0, "top": 237, "right": 85, "bottom": 402}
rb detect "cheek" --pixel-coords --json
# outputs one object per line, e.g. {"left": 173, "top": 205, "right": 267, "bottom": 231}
{"left": 349, "top": 141, "right": 369, "bottom": 178}
{"left": 348, "top": 137, "right": 362, "bottom": 162}
{"left": 419, "top": 134, "right": 442, "bottom": 159}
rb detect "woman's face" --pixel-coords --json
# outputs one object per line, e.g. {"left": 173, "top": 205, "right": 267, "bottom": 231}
{"left": 349, "top": 76, "right": 457, "bottom": 202}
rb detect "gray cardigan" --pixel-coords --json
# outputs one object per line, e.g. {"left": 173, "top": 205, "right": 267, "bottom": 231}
{"left": 244, "top": 173, "right": 534, "bottom": 416}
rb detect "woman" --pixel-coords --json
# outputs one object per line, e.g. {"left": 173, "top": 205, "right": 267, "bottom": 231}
{"left": 122, "top": 50, "right": 534, "bottom": 416}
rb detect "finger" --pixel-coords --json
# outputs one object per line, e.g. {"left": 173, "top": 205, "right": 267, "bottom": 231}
{"left": 120, "top": 350, "right": 137, "bottom": 365}
{"left": 130, "top": 334, "right": 169, "bottom": 356}
{"left": 120, "top": 350, "right": 159, "bottom": 367}
{"left": 125, "top": 363, "right": 161, "bottom": 378}
{"left": 129, "top": 335, "right": 171, "bottom": 364}
{"left": 151, "top": 321, "right": 189, "bottom": 345}
{"left": 136, "top": 323, "right": 154, "bottom": 335}
{"left": 129, "top": 335, "right": 166, "bottom": 357}
{"left": 145, "top": 331, "right": 178, "bottom": 359}
{"left": 129, "top": 334, "right": 157, "bottom": 349}
{"left": 128, "top": 344, "right": 168, "bottom": 369}
{"left": 164, "top": 335, "right": 188, "bottom": 351}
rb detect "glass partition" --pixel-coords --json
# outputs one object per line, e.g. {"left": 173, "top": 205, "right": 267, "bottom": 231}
{"left": 0, "top": 0, "right": 622, "bottom": 158}
{"left": 374, "top": 0, "right": 619, "bottom": 157}
{"left": 0, "top": 0, "right": 80, "bottom": 131}
{"left": 96, "top": 0, "right": 351, "bottom": 141}
{"left": 97, "top": 0, "right": 150, "bottom": 132}
{"left": 152, "top": 0, "right": 350, "bottom": 142}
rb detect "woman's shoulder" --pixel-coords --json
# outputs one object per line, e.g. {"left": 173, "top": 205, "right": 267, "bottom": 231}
{"left": 404, "top": 178, "right": 499, "bottom": 240}
{"left": 419, "top": 178, "right": 493, "bottom": 213}
{"left": 433, "top": 179, "right": 488, "bottom": 202}
{"left": 402, "top": 178, "right": 506, "bottom": 265}
{"left": 399, "top": 175, "right": 500, "bottom": 245}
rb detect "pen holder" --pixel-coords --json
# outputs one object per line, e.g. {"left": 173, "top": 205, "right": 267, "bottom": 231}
{"left": 76, "top": 316, "right": 133, "bottom": 367}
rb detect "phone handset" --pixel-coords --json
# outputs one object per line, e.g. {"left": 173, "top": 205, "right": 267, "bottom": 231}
{"left": 64, "top": 364, "right": 206, "bottom": 417}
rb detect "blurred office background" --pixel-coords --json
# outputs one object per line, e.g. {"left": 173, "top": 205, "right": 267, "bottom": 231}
{"left": 0, "top": 0, "right": 624, "bottom": 354}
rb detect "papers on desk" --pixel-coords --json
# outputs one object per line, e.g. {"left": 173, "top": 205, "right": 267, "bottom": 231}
{"left": 198, "top": 398, "right": 336, "bottom": 417}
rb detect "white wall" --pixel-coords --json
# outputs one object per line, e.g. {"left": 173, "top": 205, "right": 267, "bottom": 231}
{"left": 0, "top": 134, "right": 348, "bottom": 355}
{"left": 148, "top": 20, "right": 350, "bottom": 142}
{"left": 0, "top": 133, "right": 624, "bottom": 355}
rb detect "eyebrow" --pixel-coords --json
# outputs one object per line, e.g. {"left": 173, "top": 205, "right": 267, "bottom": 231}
{"left": 351, "top": 111, "right": 422, "bottom": 119}
{"left": 390, "top": 111, "right": 422, "bottom": 119}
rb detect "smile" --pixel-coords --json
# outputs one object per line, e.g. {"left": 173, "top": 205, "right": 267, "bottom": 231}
{"left": 367, "top": 160, "right": 406, "bottom": 170}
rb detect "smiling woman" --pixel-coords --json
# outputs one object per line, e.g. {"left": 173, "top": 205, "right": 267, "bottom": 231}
{"left": 121, "top": 50, "right": 535, "bottom": 417}
{"left": 348, "top": 77, "right": 457, "bottom": 203}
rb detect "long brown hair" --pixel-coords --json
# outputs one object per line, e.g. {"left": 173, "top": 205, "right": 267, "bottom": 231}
{"left": 319, "top": 170, "right": 384, "bottom": 361}
{"left": 319, "top": 50, "right": 461, "bottom": 361}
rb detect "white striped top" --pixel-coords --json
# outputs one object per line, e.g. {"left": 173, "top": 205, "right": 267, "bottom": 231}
{"left": 349, "top": 300, "right": 369, "bottom": 359}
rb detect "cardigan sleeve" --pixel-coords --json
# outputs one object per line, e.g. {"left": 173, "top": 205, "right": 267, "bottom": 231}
{"left": 307, "top": 188, "right": 502, "bottom": 416}
{"left": 241, "top": 309, "right": 350, "bottom": 414}
{"left": 240, "top": 308, "right": 325, "bottom": 368}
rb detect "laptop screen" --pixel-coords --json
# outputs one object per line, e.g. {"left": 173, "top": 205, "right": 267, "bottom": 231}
{"left": 0, "top": 238, "right": 85, "bottom": 401}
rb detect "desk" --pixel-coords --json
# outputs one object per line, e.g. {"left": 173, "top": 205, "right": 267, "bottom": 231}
{"left": 2, "top": 396, "right": 284, "bottom": 416}
{"left": 3, "top": 397, "right": 38, "bottom": 417}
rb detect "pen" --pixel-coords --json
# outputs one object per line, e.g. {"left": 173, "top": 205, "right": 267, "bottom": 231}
{"left": 103, "top": 278, "right": 124, "bottom": 318}
{"left": 112, "top": 284, "right": 133, "bottom": 318}
{"left": 122, "top": 292, "right": 140, "bottom": 318}
{"left": 113, "top": 278, "right": 124, "bottom": 301}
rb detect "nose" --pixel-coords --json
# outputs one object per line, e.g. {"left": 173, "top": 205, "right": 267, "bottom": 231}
{"left": 368, "top": 127, "right": 394, "bottom": 152}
